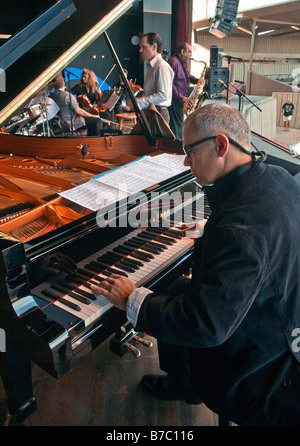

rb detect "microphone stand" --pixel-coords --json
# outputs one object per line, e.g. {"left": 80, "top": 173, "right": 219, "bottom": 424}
{"left": 64, "top": 69, "right": 80, "bottom": 137}
{"left": 222, "top": 55, "right": 241, "bottom": 104}
{"left": 227, "top": 79, "right": 262, "bottom": 112}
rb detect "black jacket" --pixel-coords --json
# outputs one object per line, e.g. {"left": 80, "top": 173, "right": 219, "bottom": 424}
{"left": 136, "top": 161, "right": 300, "bottom": 426}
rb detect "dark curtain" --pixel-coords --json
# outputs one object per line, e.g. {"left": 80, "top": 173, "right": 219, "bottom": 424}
{"left": 171, "top": 0, "right": 188, "bottom": 55}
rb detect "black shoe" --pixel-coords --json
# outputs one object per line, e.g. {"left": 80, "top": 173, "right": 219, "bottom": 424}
{"left": 140, "top": 374, "right": 202, "bottom": 405}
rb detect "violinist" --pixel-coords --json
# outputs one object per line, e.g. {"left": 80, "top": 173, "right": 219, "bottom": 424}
{"left": 50, "top": 75, "right": 102, "bottom": 136}
{"left": 71, "top": 68, "right": 111, "bottom": 122}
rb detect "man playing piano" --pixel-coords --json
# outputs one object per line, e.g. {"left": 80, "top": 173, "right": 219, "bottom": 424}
{"left": 91, "top": 103, "right": 300, "bottom": 426}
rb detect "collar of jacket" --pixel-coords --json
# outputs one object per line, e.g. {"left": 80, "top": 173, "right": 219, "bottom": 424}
{"left": 203, "top": 161, "right": 263, "bottom": 212}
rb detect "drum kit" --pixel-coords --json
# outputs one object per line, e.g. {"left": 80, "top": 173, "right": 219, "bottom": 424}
{"left": 5, "top": 82, "right": 60, "bottom": 136}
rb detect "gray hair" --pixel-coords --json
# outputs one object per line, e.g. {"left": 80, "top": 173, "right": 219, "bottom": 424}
{"left": 184, "top": 103, "right": 251, "bottom": 148}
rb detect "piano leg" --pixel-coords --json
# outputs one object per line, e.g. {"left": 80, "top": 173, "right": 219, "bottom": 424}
{"left": 0, "top": 345, "right": 37, "bottom": 421}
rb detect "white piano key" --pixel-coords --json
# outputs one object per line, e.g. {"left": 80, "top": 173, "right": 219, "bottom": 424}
{"left": 33, "top": 225, "right": 194, "bottom": 328}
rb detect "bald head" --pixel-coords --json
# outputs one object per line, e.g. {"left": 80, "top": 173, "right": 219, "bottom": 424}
{"left": 183, "top": 104, "right": 253, "bottom": 186}
{"left": 184, "top": 103, "right": 251, "bottom": 150}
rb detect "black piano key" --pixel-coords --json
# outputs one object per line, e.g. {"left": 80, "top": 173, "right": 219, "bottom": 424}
{"left": 135, "top": 235, "right": 166, "bottom": 250}
{"left": 143, "top": 231, "right": 175, "bottom": 245}
{"left": 84, "top": 262, "right": 105, "bottom": 274}
{"left": 165, "top": 229, "right": 182, "bottom": 238}
{"left": 74, "top": 287, "right": 96, "bottom": 299}
{"left": 131, "top": 237, "right": 165, "bottom": 252}
{"left": 99, "top": 264, "right": 129, "bottom": 277}
{"left": 59, "top": 297, "right": 81, "bottom": 312}
{"left": 41, "top": 289, "right": 61, "bottom": 300}
{"left": 68, "top": 291, "right": 91, "bottom": 305}
{"left": 125, "top": 240, "right": 159, "bottom": 255}
{"left": 65, "top": 276, "right": 83, "bottom": 286}
{"left": 41, "top": 289, "right": 81, "bottom": 312}
{"left": 114, "top": 262, "right": 136, "bottom": 273}
{"left": 113, "top": 246, "right": 151, "bottom": 262}
{"left": 51, "top": 283, "right": 68, "bottom": 293}
{"left": 145, "top": 228, "right": 177, "bottom": 243}
{"left": 106, "top": 251, "right": 143, "bottom": 267}
{"left": 87, "top": 260, "right": 129, "bottom": 277}
{"left": 115, "top": 243, "right": 153, "bottom": 260}
{"left": 98, "top": 253, "right": 138, "bottom": 271}
{"left": 103, "top": 253, "right": 139, "bottom": 271}
{"left": 85, "top": 279, "right": 103, "bottom": 288}
{"left": 155, "top": 236, "right": 175, "bottom": 245}
{"left": 76, "top": 268, "right": 92, "bottom": 279}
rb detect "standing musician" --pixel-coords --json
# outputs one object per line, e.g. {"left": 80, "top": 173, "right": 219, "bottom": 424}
{"left": 127, "top": 32, "right": 174, "bottom": 124}
{"left": 50, "top": 75, "right": 102, "bottom": 136}
{"left": 71, "top": 68, "right": 112, "bottom": 122}
{"left": 167, "top": 42, "right": 199, "bottom": 140}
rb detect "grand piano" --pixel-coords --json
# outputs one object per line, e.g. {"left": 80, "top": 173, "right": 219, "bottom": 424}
{"left": 0, "top": 0, "right": 300, "bottom": 424}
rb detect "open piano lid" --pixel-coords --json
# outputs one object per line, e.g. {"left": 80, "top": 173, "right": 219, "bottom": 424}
{"left": 0, "top": 0, "right": 135, "bottom": 127}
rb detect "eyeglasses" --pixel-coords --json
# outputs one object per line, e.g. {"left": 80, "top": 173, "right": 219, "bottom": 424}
{"left": 183, "top": 135, "right": 251, "bottom": 157}
{"left": 183, "top": 136, "right": 216, "bottom": 157}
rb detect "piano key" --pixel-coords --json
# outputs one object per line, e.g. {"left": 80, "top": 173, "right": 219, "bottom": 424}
{"left": 51, "top": 284, "right": 91, "bottom": 305}
{"left": 134, "top": 235, "right": 166, "bottom": 250}
{"left": 68, "top": 291, "right": 91, "bottom": 305}
{"left": 104, "top": 251, "right": 143, "bottom": 268}
{"left": 124, "top": 240, "right": 160, "bottom": 255}
{"left": 97, "top": 254, "right": 138, "bottom": 272}
{"left": 87, "top": 261, "right": 129, "bottom": 277}
{"left": 41, "top": 289, "right": 81, "bottom": 312}
{"left": 114, "top": 245, "right": 152, "bottom": 260}
{"left": 34, "top": 225, "right": 195, "bottom": 327}
{"left": 58, "top": 297, "right": 81, "bottom": 312}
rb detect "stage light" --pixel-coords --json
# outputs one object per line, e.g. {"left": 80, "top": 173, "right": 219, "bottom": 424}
{"left": 209, "top": 0, "right": 240, "bottom": 38}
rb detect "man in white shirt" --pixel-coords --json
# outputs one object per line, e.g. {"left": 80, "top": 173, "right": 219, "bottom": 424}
{"left": 128, "top": 32, "right": 174, "bottom": 124}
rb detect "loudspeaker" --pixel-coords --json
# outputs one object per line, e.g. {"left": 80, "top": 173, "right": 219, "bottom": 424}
{"left": 206, "top": 67, "right": 229, "bottom": 96}
{"left": 210, "top": 46, "right": 223, "bottom": 67}
{"left": 209, "top": 0, "right": 240, "bottom": 38}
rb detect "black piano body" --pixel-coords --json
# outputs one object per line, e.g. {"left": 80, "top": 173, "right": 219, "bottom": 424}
{"left": 0, "top": 168, "right": 210, "bottom": 420}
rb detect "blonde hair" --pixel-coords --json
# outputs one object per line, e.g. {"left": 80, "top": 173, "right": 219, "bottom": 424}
{"left": 79, "top": 68, "right": 98, "bottom": 93}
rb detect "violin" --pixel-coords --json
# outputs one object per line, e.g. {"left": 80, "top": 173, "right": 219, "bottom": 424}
{"left": 128, "top": 81, "right": 143, "bottom": 95}
{"left": 77, "top": 94, "right": 99, "bottom": 115}
{"left": 95, "top": 91, "right": 107, "bottom": 112}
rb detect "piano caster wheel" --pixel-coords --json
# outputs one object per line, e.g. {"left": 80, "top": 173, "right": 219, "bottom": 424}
{"left": 125, "top": 342, "right": 141, "bottom": 357}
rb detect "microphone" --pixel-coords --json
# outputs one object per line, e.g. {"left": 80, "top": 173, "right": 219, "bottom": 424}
{"left": 219, "top": 52, "right": 242, "bottom": 60}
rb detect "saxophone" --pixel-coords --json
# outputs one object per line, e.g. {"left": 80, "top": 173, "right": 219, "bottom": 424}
{"left": 186, "top": 60, "right": 207, "bottom": 115}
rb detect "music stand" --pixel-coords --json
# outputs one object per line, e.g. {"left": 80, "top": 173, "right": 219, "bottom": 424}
{"left": 219, "top": 80, "right": 244, "bottom": 106}
{"left": 219, "top": 80, "right": 262, "bottom": 112}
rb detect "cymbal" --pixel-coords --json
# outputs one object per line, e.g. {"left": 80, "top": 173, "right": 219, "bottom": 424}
{"left": 34, "top": 82, "right": 57, "bottom": 97}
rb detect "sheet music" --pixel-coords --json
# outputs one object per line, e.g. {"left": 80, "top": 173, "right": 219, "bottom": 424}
{"left": 59, "top": 179, "right": 130, "bottom": 211}
{"left": 147, "top": 154, "right": 189, "bottom": 173}
{"left": 59, "top": 154, "right": 190, "bottom": 210}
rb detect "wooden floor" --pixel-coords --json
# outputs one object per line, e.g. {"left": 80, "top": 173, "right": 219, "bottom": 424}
{"left": 0, "top": 336, "right": 217, "bottom": 426}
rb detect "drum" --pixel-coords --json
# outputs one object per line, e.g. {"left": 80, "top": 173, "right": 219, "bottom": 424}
{"left": 24, "top": 104, "right": 45, "bottom": 126}
{"left": 25, "top": 96, "right": 60, "bottom": 126}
